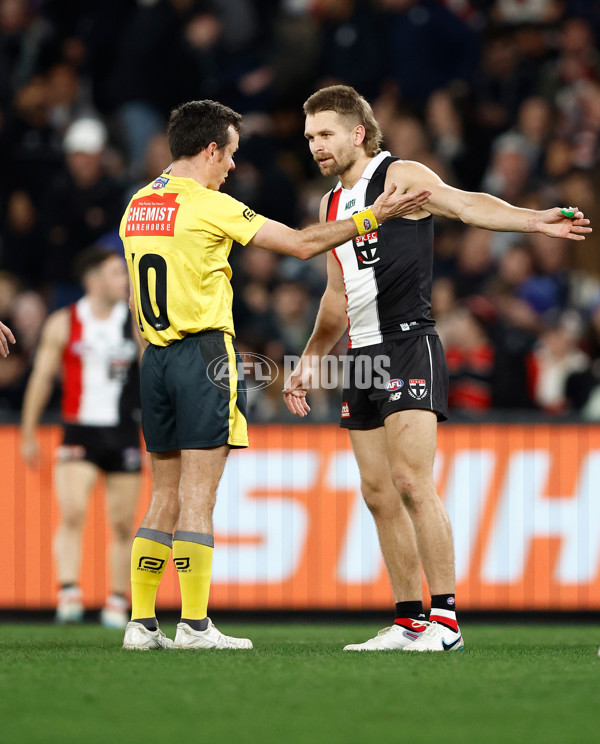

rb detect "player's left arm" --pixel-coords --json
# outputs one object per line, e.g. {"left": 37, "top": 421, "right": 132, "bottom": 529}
{"left": 392, "top": 161, "right": 592, "bottom": 240}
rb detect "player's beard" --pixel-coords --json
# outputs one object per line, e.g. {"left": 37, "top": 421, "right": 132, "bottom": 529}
{"left": 316, "top": 149, "right": 355, "bottom": 178}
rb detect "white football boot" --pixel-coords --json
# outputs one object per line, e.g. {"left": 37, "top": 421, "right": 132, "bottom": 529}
{"left": 173, "top": 619, "right": 253, "bottom": 650}
{"left": 100, "top": 595, "right": 129, "bottom": 629}
{"left": 55, "top": 586, "right": 84, "bottom": 624}
{"left": 343, "top": 620, "right": 429, "bottom": 651}
{"left": 402, "top": 621, "right": 464, "bottom": 652}
{"left": 122, "top": 621, "right": 174, "bottom": 650}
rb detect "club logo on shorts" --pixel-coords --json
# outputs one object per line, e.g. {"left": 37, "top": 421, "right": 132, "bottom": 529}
{"left": 341, "top": 402, "right": 350, "bottom": 418}
{"left": 408, "top": 379, "right": 428, "bottom": 400}
{"left": 138, "top": 557, "right": 166, "bottom": 572}
{"left": 386, "top": 378, "right": 404, "bottom": 392}
{"left": 388, "top": 391, "right": 402, "bottom": 402}
{"left": 174, "top": 557, "right": 191, "bottom": 572}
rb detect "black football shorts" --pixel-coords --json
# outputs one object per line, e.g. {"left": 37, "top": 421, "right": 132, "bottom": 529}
{"left": 58, "top": 424, "right": 142, "bottom": 473}
{"left": 339, "top": 334, "right": 449, "bottom": 429}
{"left": 140, "top": 331, "right": 248, "bottom": 452}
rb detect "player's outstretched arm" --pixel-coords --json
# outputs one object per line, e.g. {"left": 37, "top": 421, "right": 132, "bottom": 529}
{"left": 0, "top": 320, "right": 16, "bottom": 357}
{"left": 251, "top": 186, "right": 431, "bottom": 259}
{"left": 21, "top": 310, "right": 69, "bottom": 467}
{"left": 396, "top": 161, "right": 592, "bottom": 239}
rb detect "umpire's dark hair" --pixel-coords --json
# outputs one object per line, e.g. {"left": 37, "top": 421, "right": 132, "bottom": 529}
{"left": 73, "top": 246, "right": 121, "bottom": 284}
{"left": 167, "top": 100, "right": 242, "bottom": 160}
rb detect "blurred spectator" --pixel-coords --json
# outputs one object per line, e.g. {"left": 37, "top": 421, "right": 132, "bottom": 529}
{"left": 379, "top": 0, "right": 479, "bottom": 108}
{"left": 39, "top": 118, "right": 125, "bottom": 307}
{"left": 442, "top": 307, "right": 495, "bottom": 411}
{"left": 529, "top": 311, "right": 589, "bottom": 413}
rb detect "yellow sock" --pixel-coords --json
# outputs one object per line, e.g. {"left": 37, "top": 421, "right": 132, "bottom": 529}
{"left": 173, "top": 531, "right": 214, "bottom": 620}
{"left": 130, "top": 528, "right": 172, "bottom": 621}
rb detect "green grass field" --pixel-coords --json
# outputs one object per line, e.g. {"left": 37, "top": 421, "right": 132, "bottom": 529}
{"left": 0, "top": 622, "right": 598, "bottom": 744}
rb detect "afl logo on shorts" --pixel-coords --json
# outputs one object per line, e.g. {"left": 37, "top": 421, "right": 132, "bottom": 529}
{"left": 386, "top": 378, "right": 404, "bottom": 392}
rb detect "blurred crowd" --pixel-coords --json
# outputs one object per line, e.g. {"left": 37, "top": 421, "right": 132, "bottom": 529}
{"left": 1, "top": 0, "right": 600, "bottom": 421}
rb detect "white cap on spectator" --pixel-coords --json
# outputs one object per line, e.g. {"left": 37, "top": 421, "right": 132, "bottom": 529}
{"left": 64, "top": 118, "right": 107, "bottom": 154}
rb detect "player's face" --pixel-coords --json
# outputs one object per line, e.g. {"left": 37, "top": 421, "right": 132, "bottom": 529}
{"left": 211, "top": 126, "right": 238, "bottom": 189}
{"left": 98, "top": 255, "right": 129, "bottom": 303}
{"left": 305, "top": 111, "right": 360, "bottom": 177}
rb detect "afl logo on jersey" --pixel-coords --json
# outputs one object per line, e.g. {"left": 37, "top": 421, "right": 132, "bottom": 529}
{"left": 152, "top": 175, "right": 169, "bottom": 190}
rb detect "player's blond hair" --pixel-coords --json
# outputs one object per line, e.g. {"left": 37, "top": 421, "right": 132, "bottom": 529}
{"left": 303, "top": 85, "right": 383, "bottom": 157}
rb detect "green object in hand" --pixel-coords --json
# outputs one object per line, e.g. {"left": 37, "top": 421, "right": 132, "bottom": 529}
{"left": 560, "top": 209, "right": 575, "bottom": 218}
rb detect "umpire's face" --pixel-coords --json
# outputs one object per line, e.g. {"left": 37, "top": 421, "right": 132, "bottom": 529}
{"left": 305, "top": 110, "right": 364, "bottom": 178}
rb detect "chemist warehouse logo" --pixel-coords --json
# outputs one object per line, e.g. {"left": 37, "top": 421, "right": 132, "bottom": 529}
{"left": 125, "top": 192, "right": 180, "bottom": 236}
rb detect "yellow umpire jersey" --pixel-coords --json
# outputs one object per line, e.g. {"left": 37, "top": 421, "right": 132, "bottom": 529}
{"left": 120, "top": 173, "right": 268, "bottom": 347}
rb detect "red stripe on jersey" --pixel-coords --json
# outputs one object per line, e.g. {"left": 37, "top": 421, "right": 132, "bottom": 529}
{"left": 327, "top": 188, "right": 341, "bottom": 222}
{"left": 62, "top": 304, "right": 83, "bottom": 422}
{"left": 328, "top": 190, "right": 352, "bottom": 348}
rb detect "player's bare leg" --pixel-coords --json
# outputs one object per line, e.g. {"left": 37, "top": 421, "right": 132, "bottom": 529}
{"left": 343, "top": 428, "right": 427, "bottom": 651}
{"left": 54, "top": 460, "right": 99, "bottom": 623}
{"left": 102, "top": 472, "right": 141, "bottom": 628}
{"left": 383, "top": 409, "right": 454, "bottom": 593}
{"left": 384, "top": 409, "right": 463, "bottom": 652}
{"left": 349, "top": 428, "right": 421, "bottom": 601}
{"left": 173, "top": 446, "right": 252, "bottom": 650}
{"left": 141, "top": 450, "right": 182, "bottom": 533}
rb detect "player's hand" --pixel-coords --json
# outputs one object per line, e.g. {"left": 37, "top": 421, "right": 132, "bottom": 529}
{"left": 0, "top": 321, "right": 16, "bottom": 357}
{"left": 371, "top": 185, "right": 431, "bottom": 224}
{"left": 282, "top": 362, "right": 312, "bottom": 417}
{"left": 536, "top": 207, "right": 592, "bottom": 241}
{"left": 21, "top": 437, "right": 40, "bottom": 468}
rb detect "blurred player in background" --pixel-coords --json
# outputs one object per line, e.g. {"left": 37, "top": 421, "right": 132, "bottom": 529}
{"left": 21, "top": 248, "right": 142, "bottom": 628}
{"left": 284, "top": 85, "right": 592, "bottom": 652}
{"left": 0, "top": 321, "right": 16, "bottom": 356}
{"left": 120, "top": 99, "right": 429, "bottom": 651}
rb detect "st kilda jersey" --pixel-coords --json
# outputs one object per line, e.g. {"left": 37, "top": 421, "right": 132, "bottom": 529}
{"left": 328, "top": 152, "right": 437, "bottom": 348}
{"left": 62, "top": 298, "right": 139, "bottom": 427}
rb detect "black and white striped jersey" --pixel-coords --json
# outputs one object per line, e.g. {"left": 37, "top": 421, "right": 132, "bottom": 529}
{"left": 328, "top": 152, "right": 437, "bottom": 349}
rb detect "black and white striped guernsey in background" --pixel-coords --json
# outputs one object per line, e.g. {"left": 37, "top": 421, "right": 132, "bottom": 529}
{"left": 327, "top": 151, "right": 438, "bottom": 349}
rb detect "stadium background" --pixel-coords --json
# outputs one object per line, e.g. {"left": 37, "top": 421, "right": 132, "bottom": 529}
{"left": 1, "top": 0, "right": 599, "bottom": 614}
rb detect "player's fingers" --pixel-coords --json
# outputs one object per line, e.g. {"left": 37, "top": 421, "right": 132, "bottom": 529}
{"left": 565, "top": 233, "right": 586, "bottom": 241}
{"left": 283, "top": 394, "right": 299, "bottom": 415}
{"left": 291, "top": 397, "right": 306, "bottom": 417}
{"left": 0, "top": 339, "right": 8, "bottom": 357}
{"left": 385, "top": 182, "right": 398, "bottom": 196}
{"left": 572, "top": 218, "right": 591, "bottom": 226}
